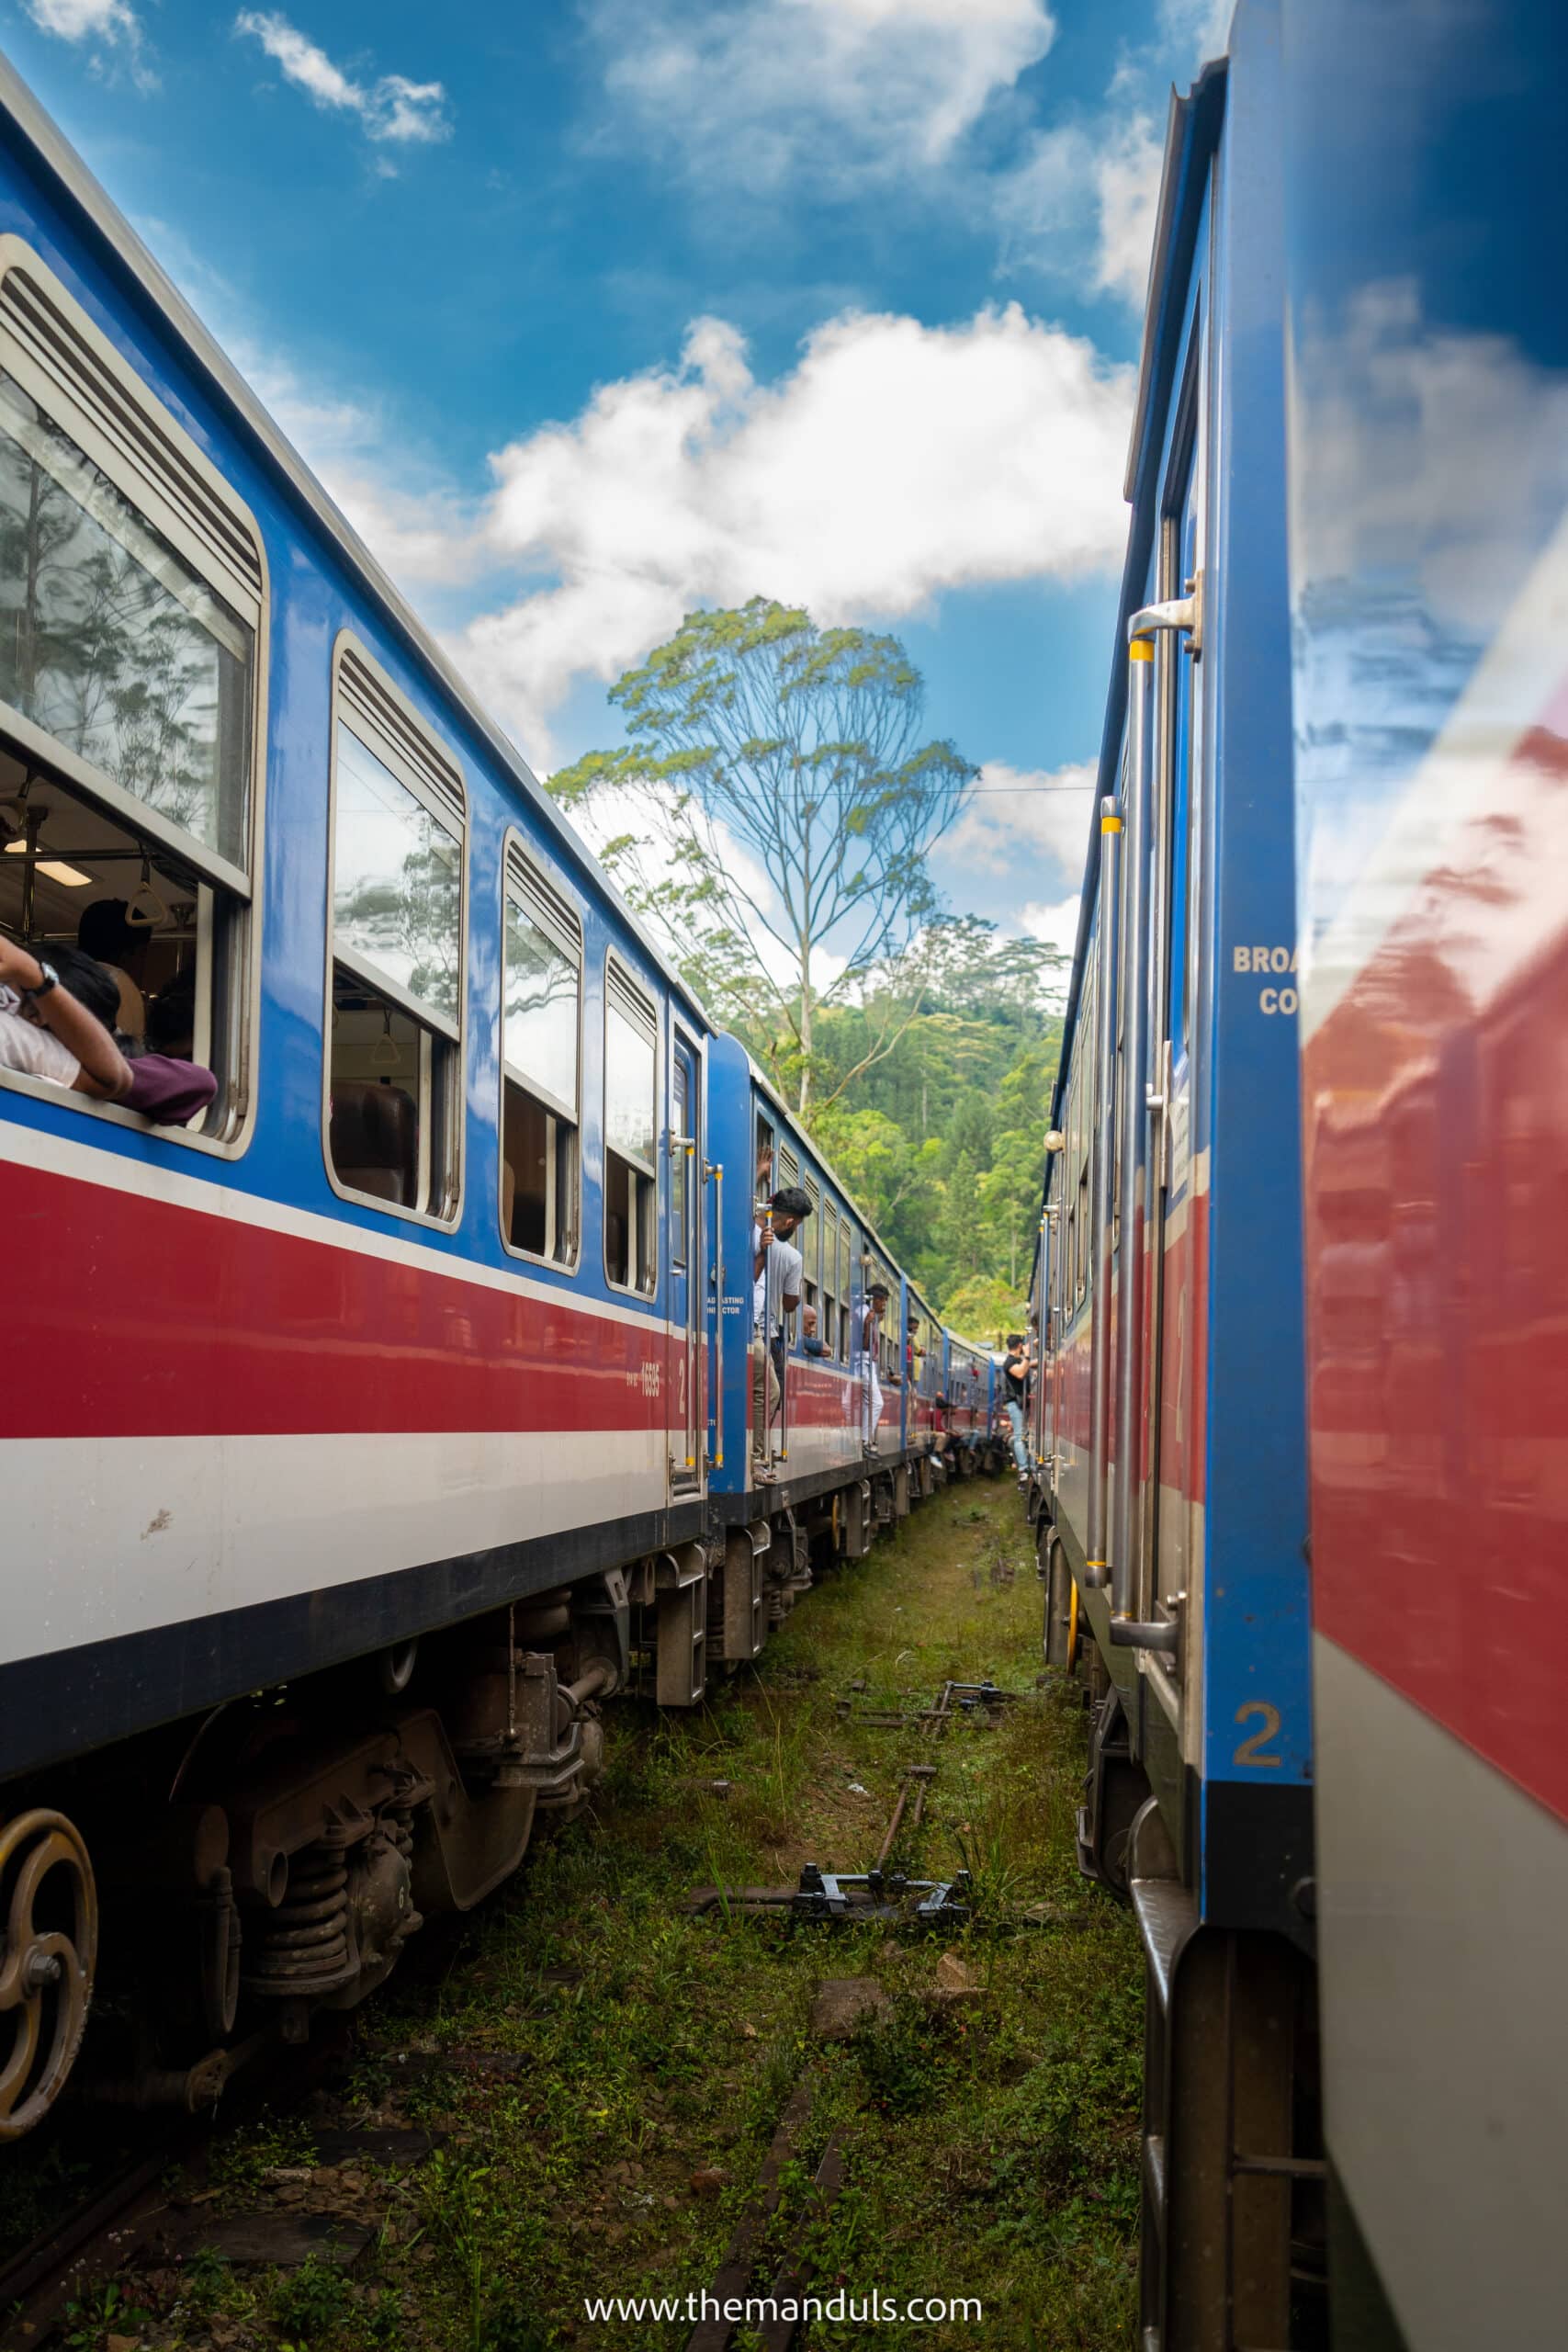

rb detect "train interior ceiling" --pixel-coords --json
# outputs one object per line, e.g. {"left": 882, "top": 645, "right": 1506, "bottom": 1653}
{"left": 0, "top": 741, "right": 226, "bottom": 1110}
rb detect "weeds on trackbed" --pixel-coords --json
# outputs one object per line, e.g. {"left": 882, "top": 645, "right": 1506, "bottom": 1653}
{"left": 61, "top": 1487, "right": 1142, "bottom": 2350}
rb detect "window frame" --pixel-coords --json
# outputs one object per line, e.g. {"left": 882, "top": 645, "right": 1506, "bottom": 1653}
{"left": 602, "top": 945, "right": 660, "bottom": 1301}
{"left": 0, "top": 235, "right": 269, "bottom": 1156}
{"left": 801, "top": 1172, "right": 821, "bottom": 1339}
{"left": 498, "top": 828, "right": 583, "bottom": 1273}
{"left": 321, "top": 631, "right": 468, "bottom": 1228}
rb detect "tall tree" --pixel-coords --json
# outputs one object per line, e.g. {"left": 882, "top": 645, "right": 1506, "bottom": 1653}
{"left": 548, "top": 598, "right": 974, "bottom": 1110}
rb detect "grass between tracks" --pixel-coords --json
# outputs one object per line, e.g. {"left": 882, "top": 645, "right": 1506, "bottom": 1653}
{"left": 84, "top": 1485, "right": 1141, "bottom": 2352}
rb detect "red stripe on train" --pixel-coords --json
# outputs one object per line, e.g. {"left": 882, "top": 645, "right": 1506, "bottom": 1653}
{"left": 6, "top": 1159, "right": 673, "bottom": 1439}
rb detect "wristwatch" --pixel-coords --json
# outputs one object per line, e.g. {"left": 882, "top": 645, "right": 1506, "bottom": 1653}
{"left": 21, "top": 957, "right": 59, "bottom": 1001}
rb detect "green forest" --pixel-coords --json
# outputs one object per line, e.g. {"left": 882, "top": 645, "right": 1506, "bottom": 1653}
{"left": 549, "top": 598, "right": 1067, "bottom": 1340}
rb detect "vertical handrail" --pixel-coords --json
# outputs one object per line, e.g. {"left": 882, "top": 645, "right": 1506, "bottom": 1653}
{"left": 706, "top": 1160, "right": 724, "bottom": 1470}
{"left": 777, "top": 1267, "right": 790, "bottom": 1464}
{"left": 1085, "top": 795, "right": 1122, "bottom": 1589}
{"left": 1113, "top": 595, "right": 1195, "bottom": 1623}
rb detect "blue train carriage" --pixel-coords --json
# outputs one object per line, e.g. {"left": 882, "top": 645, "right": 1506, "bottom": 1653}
{"left": 941, "top": 1330, "right": 996, "bottom": 1472}
{"left": 1033, "top": 9, "right": 1319, "bottom": 2343}
{"left": 0, "top": 52, "right": 769, "bottom": 2132}
{"left": 705, "top": 1041, "right": 929, "bottom": 1639}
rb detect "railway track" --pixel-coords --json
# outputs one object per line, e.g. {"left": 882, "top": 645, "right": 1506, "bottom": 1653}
{"left": 0, "top": 1491, "right": 1137, "bottom": 2352}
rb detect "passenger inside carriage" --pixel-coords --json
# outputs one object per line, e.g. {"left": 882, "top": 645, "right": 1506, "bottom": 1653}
{"left": 0, "top": 760, "right": 236, "bottom": 1135}
{"left": 802, "top": 1302, "right": 828, "bottom": 1357}
{"left": 77, "top": 897, "right": 148, "bottom": 1037}
{"left": 0, "top": 934, "right": 220, "bottom": 1125}
{"left": 0, "top": 935, "right": 131, "bottom": 1098}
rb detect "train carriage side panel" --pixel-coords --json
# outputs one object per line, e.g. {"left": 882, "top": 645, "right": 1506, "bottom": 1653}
{"left": 1282, "top": 2, "right": 1568, "bottom": 2342}
{"left": 0, "top": 94, "right": 720, "bottom": 1786}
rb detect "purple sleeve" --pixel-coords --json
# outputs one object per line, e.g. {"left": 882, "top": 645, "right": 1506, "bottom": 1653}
{"left": 124, "top": 1054, "right": 219, "bottom": 1125}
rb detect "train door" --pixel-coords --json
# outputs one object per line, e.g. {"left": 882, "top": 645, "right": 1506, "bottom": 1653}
{"left": 666, "top": 1025, "right": 705, "bottom": 1501}
{"left": 1145, "top": 292, "right": 1208, "bottom": 1647}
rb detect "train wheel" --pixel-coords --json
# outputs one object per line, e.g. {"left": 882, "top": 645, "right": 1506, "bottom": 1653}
{"left": 0, "top": 1809, "right": 98, "bottom": 2141}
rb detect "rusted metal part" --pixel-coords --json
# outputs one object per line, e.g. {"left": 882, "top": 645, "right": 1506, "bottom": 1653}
{"left": 836, "top": 1679, "right": 1021, "bottom": 1733}
{"left": 685, "top": 1866, "right": 972, "bottom": 1928}
{"left": 874, "top": 1767, "right": 938, "bottom": 1871}
{"left": 685, "top": 2075, "right": 817, "bottom": 2352}
{"left": 90, "top": 2027, "right": 274, "bottom": 2112}
{"left": 0, "top": 2021, "right": 355, "bottom": 2350}
{"left": 0, "top": 1808, "right": 97, "bottom": 2143}
{"left": 0, "top": 2137, "right": 178, "bottom": 2346}
{"left": 755, "top": 2131, "right": 848, "bottom": 2352}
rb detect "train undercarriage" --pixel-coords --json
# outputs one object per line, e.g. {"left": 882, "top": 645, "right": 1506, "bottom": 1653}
{"left": 1035, "top": 1498, "right": 1328, "bottom": 2352}
{"left": 0, "top": 1463, "right": 931, "bottom": 2144}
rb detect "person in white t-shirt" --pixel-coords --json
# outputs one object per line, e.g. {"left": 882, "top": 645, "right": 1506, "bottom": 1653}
{"left": 751, "top": 1184, "right": 812, "bottom": 1476}
{"left": 859, "top": 1282, "right": 890, "bottom": 1452}
{"left": 0, "top": 938, "right": 133, "bottom": 1101}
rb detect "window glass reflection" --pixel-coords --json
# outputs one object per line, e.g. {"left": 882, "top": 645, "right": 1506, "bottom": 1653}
{"left": 0, "top": 372, "right": 252, "bottom": 867}
{"left": 503, "top": 896, "right": 578, "bottom": 1114}
{"left": 605, "top": 996, "right": 656, "bottom": 1170}
{"left": 333, "top": 720, "right": 460, "bottom": 1023}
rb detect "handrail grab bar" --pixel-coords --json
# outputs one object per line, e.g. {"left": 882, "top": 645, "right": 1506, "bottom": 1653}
{"left": 1085, "top": 795, "right": 1121, "bottom": 1589}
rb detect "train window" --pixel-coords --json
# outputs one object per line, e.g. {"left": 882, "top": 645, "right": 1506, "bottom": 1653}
{"left": 838, "top": 1221, "right": 852, "bottom": 1361}
{"left": 0, "top": 244, "right": 266, "bottom": 1143}
{"left": 501, "top": 837, "right": 581, "bottom": 1267}
{"left": 326, "top": 642, "right": 464, "bottom": 1222}
{"left": 755, "top": 1111, "right": 775, "bottom": 1203}
{"left": 821, "top": 1201, "right": 837, "bottom": 1352}
{"left": 604, "top": 955, "right": 658, "bottom": 1296}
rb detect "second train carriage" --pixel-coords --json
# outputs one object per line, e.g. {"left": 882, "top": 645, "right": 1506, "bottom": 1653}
{"left": 0, "top": 61, "right": 996, "bottom": 2141}
{"left": 1032, "top": 9, "right": 1319, "bottom": 2346}
{"left": 942, "top": 1335, "right": 996, "bottom": 1469}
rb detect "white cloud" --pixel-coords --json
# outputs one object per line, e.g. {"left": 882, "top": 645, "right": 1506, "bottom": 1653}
{"left": 458, "top": 306, "right": 1132, "bottom": 763}
{"left": 1158, "top": 0, "right": 1234, "bottom": 62}
{"left": 994, "top": 0, "right": 1231, "bottom": 311}
{"left": 996, "top": 111, "right": 1163, "bottom": 311}
{"left": 1018, "top": 891, "right": 1081, "bottom": 959}
{"left": 943, "top": 759, "right": 1096, "bottom": 880}
{"left": 1091, "top": 114, "right": 1164, "bottom": 307}
{"left": 25, "top": 0, "right": 152, "bottom": 85}
{"left": 26, "top": 0, "right": 131, "bottom": 31}
{"left": 234, "top": 12, "right": 452, "bottom": 146}
{"left": 586, "top": 0, "right": 1055, "bottom": 197}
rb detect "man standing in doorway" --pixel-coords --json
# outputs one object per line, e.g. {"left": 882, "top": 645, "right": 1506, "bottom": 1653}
{"left": 860, "top": 1281, "right": 890, "bottom": 1454}
{"left": 1003, "top": 1331, "right": 1032, "bottom": 1486}
{"left": 752, "top": 1186, "right": 812, "bottom": 1477}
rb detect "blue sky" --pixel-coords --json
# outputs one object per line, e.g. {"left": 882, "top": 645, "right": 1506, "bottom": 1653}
{"left": 5, "top": 0, "right": 1230, "bottom": 958}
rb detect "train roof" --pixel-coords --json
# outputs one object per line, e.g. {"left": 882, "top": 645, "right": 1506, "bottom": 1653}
{"left": 0, "top": 51, "right": 711, "bottom": 1032}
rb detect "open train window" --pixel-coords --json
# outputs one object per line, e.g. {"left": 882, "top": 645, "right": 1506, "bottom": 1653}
{"left": 755, "top": 1110, "right": 775, "bottom": 1204}
{"left": 821, "top": 1201, "right": 837, "bottom": 1354}
{"left": 0, "top": 242, "right": 266, "bottom": 1141}
{"left": 604, "top": 954, "right": 658, "bottom": 1296}
{"left": 326, "top": 641, "right": 464, "bottom": 1222}
{"left": 501, "top": 837, "right": 581, "bottom": 1267}
{"left": 838, "top": 1220, "right": 852, "bottom": 1362}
